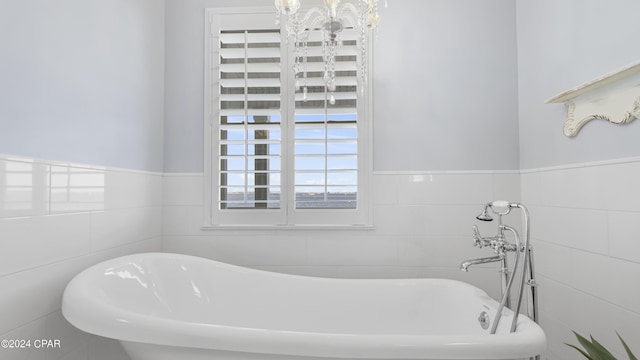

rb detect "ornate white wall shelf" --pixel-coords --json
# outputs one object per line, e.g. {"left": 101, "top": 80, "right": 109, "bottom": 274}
{"left": 545, "top": 61, "right": 640, "bottom": 137}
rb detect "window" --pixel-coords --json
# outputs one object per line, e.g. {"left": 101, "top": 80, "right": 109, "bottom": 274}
{"left": 204, "top": 8, "right": 371, "bottom": 227}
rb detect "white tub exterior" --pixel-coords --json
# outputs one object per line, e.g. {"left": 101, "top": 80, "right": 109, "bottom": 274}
{"left": 62, "top": 253, "right": 546, "bottom": 360}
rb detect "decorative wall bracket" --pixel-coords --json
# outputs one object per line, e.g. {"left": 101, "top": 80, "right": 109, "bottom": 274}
{"left": 545, "top": 61, "right": 640, "bottom": 137}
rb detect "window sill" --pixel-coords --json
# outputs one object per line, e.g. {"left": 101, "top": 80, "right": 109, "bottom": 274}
{"left": 201, "top": 224, "right": 375, "bottom": 231}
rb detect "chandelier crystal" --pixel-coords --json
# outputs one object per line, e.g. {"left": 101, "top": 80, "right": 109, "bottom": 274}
{"left": 275, "top": 0, "right": 384, "bottom": 104}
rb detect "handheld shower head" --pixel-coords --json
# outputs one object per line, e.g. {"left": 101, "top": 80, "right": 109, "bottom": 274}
{"left": 476, "top": 205, "right": 493, "bottom": 221}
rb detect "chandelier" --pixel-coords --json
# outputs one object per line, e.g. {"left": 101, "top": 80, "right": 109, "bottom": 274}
{"left": 275, "top": 0, "right": 384, "bottom": 104}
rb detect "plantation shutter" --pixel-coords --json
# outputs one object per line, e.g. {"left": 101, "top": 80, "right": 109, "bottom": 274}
{"left": 218, "top": 24, "right": 283, "bottom": 211}
{"left": 293, "top": 28, "right": 359, "bottom": 209}
{"left": 206, "top": 8, "right": 371, "bottom": 227}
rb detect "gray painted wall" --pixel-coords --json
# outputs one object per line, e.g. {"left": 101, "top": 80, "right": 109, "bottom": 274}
{"left": 0, "top": 0, "right": 165, "bottom": 172}
{"left": 163, "top": 0, "right": 520, "bottom": 173}
{"left": 8, "top": 0, "right": 639, "bottom": 173}
{"left": 164, "top": 0, "right": 258, "bottom": 173}
{"left": 373, "top": 0, "right": 519, "bottom": 171}
{"left": 517, "top": 0, "right": 640, "bottom": 170}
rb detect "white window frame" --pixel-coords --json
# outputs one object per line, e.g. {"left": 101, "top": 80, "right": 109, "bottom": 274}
{"left": 203, "top": 7, "right": 372, "bottom": 229}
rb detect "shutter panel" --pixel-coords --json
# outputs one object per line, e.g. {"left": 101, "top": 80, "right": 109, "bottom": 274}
{"left": 218, "top": 28, "right": 282, "bottom": 210}
{"left": 293, "top": 28, "right": 358, "bottom": 209}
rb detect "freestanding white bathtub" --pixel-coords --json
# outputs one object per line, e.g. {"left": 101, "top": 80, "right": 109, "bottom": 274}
{"left": 62, "top": 253, "right": 546, "bottom": 360}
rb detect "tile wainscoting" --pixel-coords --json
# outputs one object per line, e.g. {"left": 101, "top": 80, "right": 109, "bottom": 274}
{"left": 522, "top": 158, "right": 640, "bottom": 360}
{"left": 162, "top": 170, "right": 522, "bottom": 300}
{"left": 10, "top": 155, "right": 639, "bottom": 360}
{"left": 0, "top": 155, "right": 163, "bottom": 360}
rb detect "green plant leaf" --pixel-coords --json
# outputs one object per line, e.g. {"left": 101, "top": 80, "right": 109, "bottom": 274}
{"left": 617, "top": 332, "right": 638, "bottom": 360}
{"left": 570, "top": 331, "right": 616, "bottom": 360}
{"left": 572, "top": 331, "right": 603, "bottom": 359}
{"left": 565, "top": 343, "right": 595, "bottom": 360}
{"left": 589, "top": 335, "right": 617, "bottom": 359}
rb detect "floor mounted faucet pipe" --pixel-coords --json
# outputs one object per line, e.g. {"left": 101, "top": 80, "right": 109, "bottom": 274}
{"left": 510, "top": 203, "right": 531, "bottom": 333}
{"left": 490, "top": 224, "right": 521, "bottom": 335}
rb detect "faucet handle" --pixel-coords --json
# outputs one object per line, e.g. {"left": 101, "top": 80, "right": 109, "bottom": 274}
{"left": 472, "top": 225, "right": 483, "bottom": 247}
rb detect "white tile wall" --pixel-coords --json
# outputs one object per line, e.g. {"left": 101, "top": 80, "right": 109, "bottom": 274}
{"left": 522, "top": 159, "right": 640, "bottom": 360}
{"left": 0, "top": 155, "right": 162, "bottom": 360}
{"left": 608, "top": 210, "right": 640, "bottom": 263}
{"left": 17, "top": 156, "right": 640, "bottom": 360}
{"left": 162, "top": 171, "right": 522, "bottom": 302}
{"left": 163, "top": 164, "right": 640, "bottom": 360}
{"left": 0, "top": 159, "right": 49, "bottom": 217}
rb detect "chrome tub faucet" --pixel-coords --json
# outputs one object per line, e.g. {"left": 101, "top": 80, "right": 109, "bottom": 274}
{"left": 460, "top": 254, "right": 504, "bottom": 272}
{"left": 460, "top": 200, "right": 539, "bottom": 359}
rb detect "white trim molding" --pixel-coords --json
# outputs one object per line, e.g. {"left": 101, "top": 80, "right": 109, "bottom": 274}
{"left": 546, "top": 60, "right": 640, "bottom": 137}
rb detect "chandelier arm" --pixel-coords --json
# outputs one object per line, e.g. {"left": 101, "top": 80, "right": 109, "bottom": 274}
{"left": 358, "top": 0, "right": 379, "bottom": 17}
{"left": 336, "top": 3, "right": 363, "bottom": 33}
{"left": 306, "top": 13, "right": 328, "bottom": 31}
{"left": 286, "top": 8, "right": 326, "bottom": 43}
{"left": 297, "top": 7, "right": 326, "bottom": 29}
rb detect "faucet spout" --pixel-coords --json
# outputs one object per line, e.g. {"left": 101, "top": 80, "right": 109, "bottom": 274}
{"left": 460, "top": 254, "right": 504, "bottom": 272}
